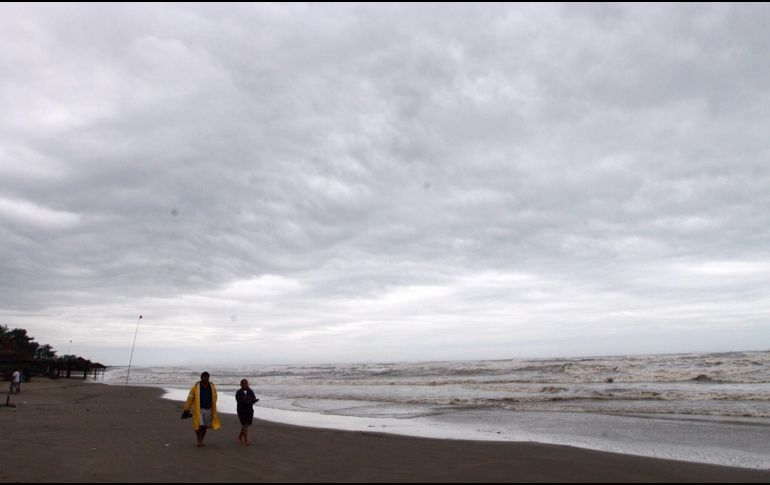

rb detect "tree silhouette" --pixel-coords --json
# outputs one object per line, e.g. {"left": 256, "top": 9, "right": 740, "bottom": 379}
{"left": 6, "top": 328, "right": 40, "bottom": 356}
{"left": 35, "top": 344, "right": 57, "bottom": 360}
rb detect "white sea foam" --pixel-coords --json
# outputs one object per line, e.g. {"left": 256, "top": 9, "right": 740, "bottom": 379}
{"left": 105, "top": 350, "right": 770, "bottom": 418}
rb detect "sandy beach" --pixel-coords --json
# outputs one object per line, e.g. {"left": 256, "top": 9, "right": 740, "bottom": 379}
{"left": 1, "top": 380, "right": 768, "bottom": 483}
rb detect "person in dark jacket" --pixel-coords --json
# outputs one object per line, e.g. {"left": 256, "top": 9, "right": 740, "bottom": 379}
{"left": 235, "top": 379, "right": 259, "bottom": 445}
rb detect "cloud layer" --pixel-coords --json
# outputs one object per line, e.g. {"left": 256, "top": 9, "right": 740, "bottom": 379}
{"left": 2, "top": 4, "right": 769, "bottom": 364}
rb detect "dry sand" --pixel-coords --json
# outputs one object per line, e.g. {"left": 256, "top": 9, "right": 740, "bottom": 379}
{"left": 1, "top": 380, "right": 768, "bottom": 483}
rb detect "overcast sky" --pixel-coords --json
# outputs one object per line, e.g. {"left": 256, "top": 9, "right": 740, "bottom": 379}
{"left": 1, "top": 3, "right": 769, "bottom": 366}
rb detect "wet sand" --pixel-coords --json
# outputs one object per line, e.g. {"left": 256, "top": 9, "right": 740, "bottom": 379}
{"left": 1, "top": 380, "right": 768, "bottom": 483}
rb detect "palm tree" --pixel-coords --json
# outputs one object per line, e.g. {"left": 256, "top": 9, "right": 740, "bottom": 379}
{"left": 35, "top": 344, "right": 57, "bottom": 360}
{"left": 7, "top": 328, "right": 39, "bottom": 356}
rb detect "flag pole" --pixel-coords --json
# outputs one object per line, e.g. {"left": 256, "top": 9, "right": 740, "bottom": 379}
{"left": 126, "top": 315, "right": 142, "bottom": 385}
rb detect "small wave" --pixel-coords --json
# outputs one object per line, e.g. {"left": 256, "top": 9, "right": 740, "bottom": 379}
{"left": 692, "top": 374, "right": 714, "bottom": 382}
{"left": 541, "top": 386, "right": 569, "bottom": 394}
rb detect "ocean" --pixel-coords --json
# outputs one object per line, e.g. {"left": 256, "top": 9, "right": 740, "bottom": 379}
{"left": 101, "top": 350, "right": 770, "bottom": 469}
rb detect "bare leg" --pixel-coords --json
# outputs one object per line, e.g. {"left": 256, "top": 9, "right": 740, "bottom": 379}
{"left": 196, "top": 426, "right": 208, "bottom": 446}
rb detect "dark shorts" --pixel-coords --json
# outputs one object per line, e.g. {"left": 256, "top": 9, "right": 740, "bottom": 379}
{"left": 237, "top": 409, "right": 254, "bottom": 426}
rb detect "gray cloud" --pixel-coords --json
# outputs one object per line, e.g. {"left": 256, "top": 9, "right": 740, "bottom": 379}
{"left": 1, "top": 4, "right": 769, "bottom": 364}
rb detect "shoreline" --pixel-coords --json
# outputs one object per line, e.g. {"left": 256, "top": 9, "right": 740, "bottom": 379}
{"left": 1, "top": 380, "right": 769, "bottom": 482}
{"left": 157, "top": 386, "right": 770, "bottom": 470}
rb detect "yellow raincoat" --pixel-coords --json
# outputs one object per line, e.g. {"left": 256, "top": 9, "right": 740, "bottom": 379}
{"left": 183, "top": 381, "right": 221, "bottom": 431}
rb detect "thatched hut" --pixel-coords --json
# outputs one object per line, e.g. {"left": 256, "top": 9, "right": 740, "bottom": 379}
{"left": 53, "top": 357, "right": 107, "bottom": 380}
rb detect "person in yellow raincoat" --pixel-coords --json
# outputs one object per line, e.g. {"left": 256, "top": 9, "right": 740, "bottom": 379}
{"left": 182, "top": 371, "right": 221, "bottom": 447}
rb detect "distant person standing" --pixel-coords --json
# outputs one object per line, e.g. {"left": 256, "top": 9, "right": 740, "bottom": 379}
{"left": 10, "top": 369, "right": 21, "bottom": 394}
{"left": 235, "top": 379, "right": 259, "bottom": 445}
{"left": 182, "top": 372, "right": 221, "bottom": 447}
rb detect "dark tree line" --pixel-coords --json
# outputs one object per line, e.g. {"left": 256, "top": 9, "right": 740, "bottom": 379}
{"left": 0, "top": 324, "right": 79, "bottom": 362}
